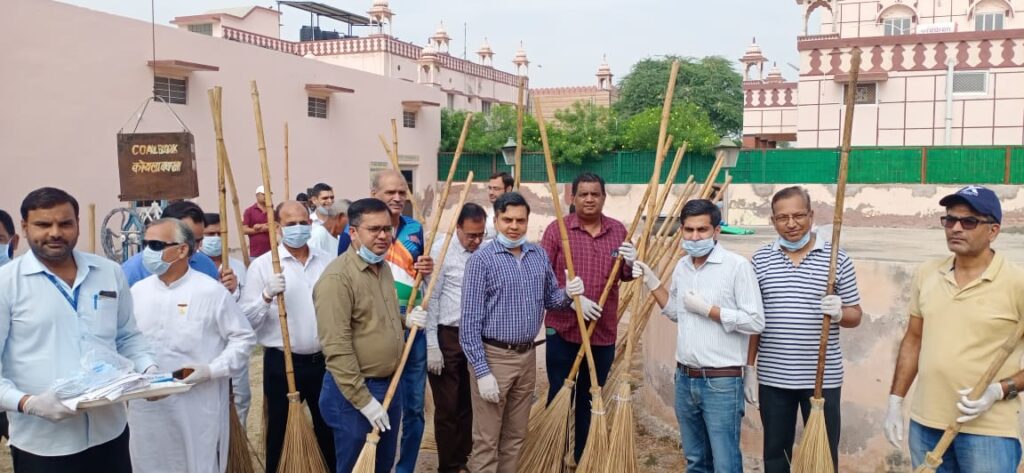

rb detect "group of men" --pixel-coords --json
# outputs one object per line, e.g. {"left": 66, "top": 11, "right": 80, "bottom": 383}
{"left": 0, "top": 169, "right": 1021, "bottom": 473}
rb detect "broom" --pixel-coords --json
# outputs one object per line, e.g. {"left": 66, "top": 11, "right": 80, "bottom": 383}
{"left": 914, "top": 320, "right": 1024, "bottom": 472}
{"left": 790, "top": 48, "right": 861, "bottom": 473}
{"left": 605, "top": 278, "right": 643, "bottom": 473}
{"left": 351, "top": 173, "right": 475, "bottom": 472}
{"left": 208, "top": 86, "right": 256, "bottom": 473}
{"left": 250, "top": 81, "right": 330, "bottom": 473}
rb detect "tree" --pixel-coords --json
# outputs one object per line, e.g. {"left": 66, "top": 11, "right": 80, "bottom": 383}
{"left": 619, "top": 103, "right": 719, "bottom": 154}
{"left": 614, "top": 55, "right": 743, "bottom": 137}
{"left": 440, "top": 105, "right": 540, "bottom": 153}
{"left": 547, "top": 102, "right": 620, "bottom": 164}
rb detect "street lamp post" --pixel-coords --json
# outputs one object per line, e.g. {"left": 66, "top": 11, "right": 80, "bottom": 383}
{"left": 500, "top": 136, "right": 517, "bottom": 176}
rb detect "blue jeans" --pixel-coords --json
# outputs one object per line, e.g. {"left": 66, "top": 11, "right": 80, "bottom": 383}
{"left": 909, "top": 420, "right": 1022, "bottom": 472}
{"left": 674, "top": 369, "right": 744, "bottom": 473}
{"left": 396, "top": 329, "right": 426, "bottom": 473}
{"left": 319, "top": 373, "right": 403, "bottom": 473}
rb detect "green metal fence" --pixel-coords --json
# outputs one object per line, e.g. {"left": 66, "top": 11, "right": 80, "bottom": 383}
{"left": 438, "top": 146, "right": 1024, "bottom": 185}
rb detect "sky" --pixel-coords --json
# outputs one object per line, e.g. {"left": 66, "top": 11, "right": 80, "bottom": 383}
{"left": 61, "top": 0, "right": 805, "bottom": 88}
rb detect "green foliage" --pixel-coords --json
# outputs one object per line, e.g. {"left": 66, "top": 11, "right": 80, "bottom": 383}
{"left": 619, "top": 103, "right": 719, "bottom": 154}
{"left": 547, "top": 102, "right": 620, "bottom": 164}
{"left": 615, "top": 55, "right": 743, "bottom": 136}
{"left": 441, "top": 105, "right": 540, "bottom": 153}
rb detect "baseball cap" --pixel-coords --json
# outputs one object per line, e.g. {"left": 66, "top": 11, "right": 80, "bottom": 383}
{"left": 256, "top": 185, "right": 265, "bottom": 194}
{"left": 938, "top": 185, "right": 1002, "bottom": 224}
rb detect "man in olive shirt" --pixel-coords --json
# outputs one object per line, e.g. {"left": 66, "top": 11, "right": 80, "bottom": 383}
{"left": 314, "top": 198, "right": 426, "bottom": 473}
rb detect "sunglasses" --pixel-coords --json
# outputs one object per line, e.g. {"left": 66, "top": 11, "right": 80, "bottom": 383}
{"left": 142, "top": 240, "right": 182, "bottom": 252}
{"left": 940, "top": 215, "right": 995, "bottom": 230}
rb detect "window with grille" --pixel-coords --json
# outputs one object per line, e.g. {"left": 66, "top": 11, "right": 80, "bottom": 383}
{"left": 883, "top": 17, "right": 912, "bottom": 36}
{"left": 447, "top": 93, "right": 455, "bottom": 109}
{"left": 481, "top": 100, "right": 492, "bottom": 114}
{"left": 308, "top": 97, "right": 328, "bottom": 118}
{"left": 403, "top": 110, "right": 416, "bottom": 128}
{"left": 187, "top": 23, "right": 213, "bottom": 35}
{"left": 843, "top": 83, "right": 877, "bottom": 105}
{"left": 952, "top": 71, "right": 988, "bottom": 94}
{"left": 975, "top": 12, "right": 1004, "bottom": 31}
{"left": 153, "top": 76, "right": 187, "bottom": 104}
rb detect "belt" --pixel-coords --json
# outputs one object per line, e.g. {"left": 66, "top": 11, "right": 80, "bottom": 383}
{"left": 438, "top": 324, "right": 460, "bottom": 332}
{"left": 269, "top": 347, "right": 324, "bottom": 364}
{"left": 482, "top": 338, "right": 535, "bottom": 354}
{"left": 677, "top": 364, "right": 743, "bottom": 378}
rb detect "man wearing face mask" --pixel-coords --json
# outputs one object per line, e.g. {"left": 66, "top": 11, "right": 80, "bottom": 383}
{"left": 370, "top": 170, "right": 434, "bottom": 473}
{"left": 633, "top": 199, "right": 764, "bottom": 473}
{"left": 127, "top": 217, "right": 255, "bottom": 473}
{"left": 0, "top": 210, "right": 20, "bottom": 267}
{"left": 239, "top": 201, "right": 336, "bottom": 473}
{"left": 314, "top": 198, "right": 423, "bottom": 473}
{"left": 460, "top": 192, "right": 586, "bottom": 473}
{"left": 200, "top": 213, "right": 251, "bottom": 426}
{"left": 747, "top": 186, "right": 862, "bottom": 473}
{"left": 539, "top": 172, "right": 637, "bottom": 462}
{"left": 0, "top": 187, "right": 156, "bottom": 472}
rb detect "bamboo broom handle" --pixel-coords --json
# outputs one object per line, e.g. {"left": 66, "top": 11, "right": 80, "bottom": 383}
{"left": 536, "top": 98, "right": 601, "bottom": 388}
{"left": 389, "top": 119, "right": 422, "bottom": 221}
{"left": 714, "top": 175, "right": 733, "bottom": 204}
{"left": 378, "top": 173, "right": 474, "bottom": 417}
{"left": 813, "top": 49, "right": 861, "bottom": 398}
{"left": 251, "top": 81, "right": 298, "bottom": 393}
{"left": 88, "top": 204, "right": 96, "bottom": 254}
{"left": 208, "top": 86, "right": 250, "bottom": 266}
{"left": 645, "top": 180, "right": 698, "bottom": 271}
{"left": 919, "top": 320, "right": 1024, "bottom": 471}
{"left": 217, "top": 102, "right": 230, "bottom": 274}
{"left": 284, "top": 122, "right": 290, "bottom": 199}
{"left": 514, "top": 76, "right": 525, "bottom": 190}
{"left": 654, "top": 61, "right": 681, "bottom": 175}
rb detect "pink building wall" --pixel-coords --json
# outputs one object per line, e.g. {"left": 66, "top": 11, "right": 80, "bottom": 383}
{"left": 1, "top": 0, "right": 442, "bottom": 255}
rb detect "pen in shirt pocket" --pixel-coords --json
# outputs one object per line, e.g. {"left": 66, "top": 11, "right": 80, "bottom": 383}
{"left": 93, "top": 294, "right": 98, "bottom": 310}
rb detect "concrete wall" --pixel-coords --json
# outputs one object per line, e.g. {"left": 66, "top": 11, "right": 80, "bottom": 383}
{"left": 1, "top": 0, "right": 441, "bottom": 256}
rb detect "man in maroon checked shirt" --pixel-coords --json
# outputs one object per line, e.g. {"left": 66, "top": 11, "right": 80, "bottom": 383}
{"left": 539, "top": 172, "right": 637, "bottom": 462}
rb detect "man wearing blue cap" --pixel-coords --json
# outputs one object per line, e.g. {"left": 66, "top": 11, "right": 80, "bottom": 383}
{"left": 885, "top": 185, "right": 1024, "bottom": 471}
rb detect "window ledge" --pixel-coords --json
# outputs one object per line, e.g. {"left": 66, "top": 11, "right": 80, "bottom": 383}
{"left": 306, "top": 84, "right": 355, "bottom": 95}
{"left": 147, "top": 60, "right": 219, "bottom": 76}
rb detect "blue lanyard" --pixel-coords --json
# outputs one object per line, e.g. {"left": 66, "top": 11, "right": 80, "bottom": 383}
{"left": 43, "top": 273, "right": 81, "bottom": 312}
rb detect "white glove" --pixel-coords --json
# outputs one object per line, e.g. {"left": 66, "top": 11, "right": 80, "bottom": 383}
{"left": 683, "top": 291, "right": 713, "bottom": 318}
{"left": 181, "top": 364, "right": 212, "bottom": 385}
{"left": 24, "top": 390, "right": 75, "bottom": 422}
{"left": 572, "top": 296, "right": 604, "bottom": 321}
{"left": 956, "top": 383, "right": 1004, "bottom": 423}
{"left": 743, "top": 366, "right": 759, "bottom": 408}
{"left": 632, "top": 261, "right": 661, "bottom": 291}
{"left": 477, "top": 374, "right": 500, "bottom": 403}
{"left": 884, "top": 394, "right": 904, "bottom": 448}
{"left": 359, "top": 399, "right": 391, "bottom": 431}
{"left": 263, "top": 273, "right": 286, "bottom": 300}
{"left": 617, "top": 242, "right": 637, "bottom": 265}
{"left": 821, "top": 294, "right": 843, "bottom": 322}
{"left": 564, "top": 271, "right": 585, "bottom": 298}
{"left": 407, "top": 306, "right": 427, "bottom": 329}
{"left": 427, "top": 346, "right": 444, "bottom": 375}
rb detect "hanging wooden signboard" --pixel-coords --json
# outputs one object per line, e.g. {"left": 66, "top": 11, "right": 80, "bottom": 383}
{"left": 116, "top": 132, "right": 199, "bottom": 201}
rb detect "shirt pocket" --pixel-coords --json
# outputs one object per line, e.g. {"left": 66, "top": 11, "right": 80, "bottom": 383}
{"left": 168, "top": 319, "right": 205, "bottom": 354}
{"left": 83, "top": 297, "right": 119, "bottom": 339}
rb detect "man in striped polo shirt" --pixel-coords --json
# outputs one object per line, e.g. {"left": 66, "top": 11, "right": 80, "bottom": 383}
{"left": 747, "top": 186, "right": 863, "bottom": 473}
{"left": 634, "top": 199, "right": 764, "bottom": 473}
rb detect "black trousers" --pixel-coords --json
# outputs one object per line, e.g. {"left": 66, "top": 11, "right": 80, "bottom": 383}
{"left": 759, "top": 384, "right": 842, "bottom": 473}
{"left": 11, "top": 427, "right": 131, "bottom": 473}
{"left": 545, "top": 331, "right": 616, "bottom": 462}
{"left": 427, "top": 325, "right": 473, "bottom": 473}
{"left": 264, "top": 347, "right": 336, "bottom": 473}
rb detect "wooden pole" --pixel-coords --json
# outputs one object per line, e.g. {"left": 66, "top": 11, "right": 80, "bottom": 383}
{"left": 208, "top": 86, "right": 251, "bottom": 266}
{"left": 514, "top": 75, "right": 525, "bottom": 190}
{"left": 88, "top": 203, "right": 96, "bottom": 254}
{"left": 284, "top": 122, "right": 291, "bottom": 199}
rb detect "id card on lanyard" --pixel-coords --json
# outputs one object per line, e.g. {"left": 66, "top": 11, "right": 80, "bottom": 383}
{"left": 43, "top": 273, "right": 81, "bottom": 312}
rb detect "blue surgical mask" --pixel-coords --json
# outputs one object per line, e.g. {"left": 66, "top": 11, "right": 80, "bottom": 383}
{"left": 142, "top": 247, "right": 171, "bottom": 276}
{"left": 682, "top": 238, "right": 716, "bottom": 258}
{"left": 357, "top": 243, "right": 385, "bottom": 265}
{"left": 777, "top": 231, "right": 812, "bottom": 252}
{"left": 496, "top": 232, "right": 527, "bottom": 249}
{"left": 201, "top": 235, "right": 222, "bottom": 257}
{"left": 282, "top": 224, "right": 312, "bottom": 249}
{"left": 0, "top": 244, "right": 10, "bottom": 267}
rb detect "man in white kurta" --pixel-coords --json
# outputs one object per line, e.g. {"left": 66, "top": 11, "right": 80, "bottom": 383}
{"left": 127, "top": 218, "right": 255, "bottom": 473}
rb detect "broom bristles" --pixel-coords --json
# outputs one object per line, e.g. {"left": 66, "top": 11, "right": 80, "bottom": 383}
{"left": 277, "top": 396, "right": 330, "bottom": 473}
{"left": 605, "top": 382, "right": 638, "bottom": 473}
{"left": 790, "top": 397, "right": 834, "bottom": 473}
{"left": 517, "top": 383, "right": 574, "bottom": 472}
{"left": 228, "top": 402, "right": 256, "bottom": 473}
{"left": 351, "top": 431, "right": 381, "bottom": 473}
{"left": 575, "top": 387, "right": 609, "bottom": 473}
{"left": 527, "top": 395, "right": 548, "bottom": 433}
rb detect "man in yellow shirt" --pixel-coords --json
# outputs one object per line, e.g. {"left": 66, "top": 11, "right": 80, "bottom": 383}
{"left": 886, "top": 185, "right": 1024, "bottom": 471}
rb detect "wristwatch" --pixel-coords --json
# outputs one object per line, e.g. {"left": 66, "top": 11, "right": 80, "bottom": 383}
{"left": 1001, "top": 378, "right": 1019, "bottom": 400}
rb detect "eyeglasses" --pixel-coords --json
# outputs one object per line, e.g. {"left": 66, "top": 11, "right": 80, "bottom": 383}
{"left": 940, "top": 215, "right": 995, "bottom": 230}
{"left": 142, "top": 240, "right": 182, "bottom": 252}
{"left": 771, "top": 213, "right": 810, "bottom": 224}
{"left": 358, "top": 225, "right": 394, "bottom": 236}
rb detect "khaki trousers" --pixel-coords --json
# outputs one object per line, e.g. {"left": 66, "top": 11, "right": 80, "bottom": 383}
{"left": 467, "top": 344, "right": 536, "bottom": 473}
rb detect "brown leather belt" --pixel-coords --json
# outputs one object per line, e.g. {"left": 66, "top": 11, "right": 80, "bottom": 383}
{"left": 483, "top": 338, "right": 535, "bottom": 354}
{"left": 677, "top": 363, "right": 743, "bottom": 378}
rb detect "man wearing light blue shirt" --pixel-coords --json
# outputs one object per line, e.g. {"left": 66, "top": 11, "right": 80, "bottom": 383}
{"left": 0, "top": 187, "right": 155, "bottom": 473}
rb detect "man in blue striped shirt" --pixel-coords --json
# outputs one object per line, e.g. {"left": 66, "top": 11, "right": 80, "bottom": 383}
{"left": 747, "top": 186, "right": 862, "bottom": 473}
{"left": 460, "top": 192, "right": 584, "bottom": 473}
